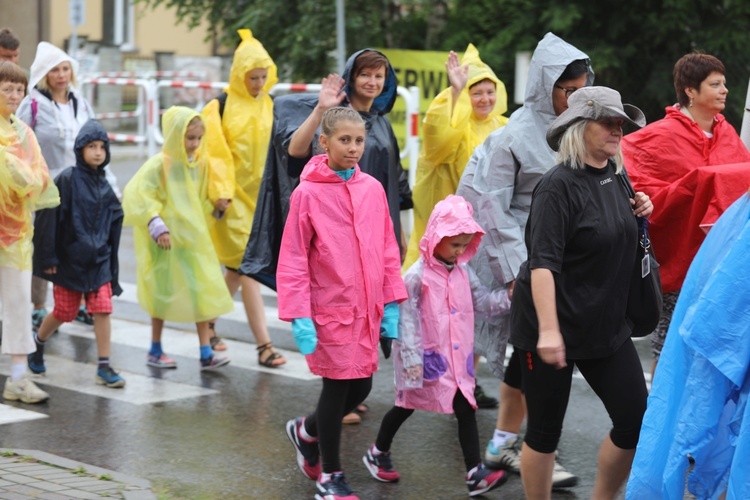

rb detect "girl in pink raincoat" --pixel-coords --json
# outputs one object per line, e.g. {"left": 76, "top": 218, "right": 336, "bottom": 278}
{"left": 278, "top": 107, "right": 406, "bottom": 500}
{"left": 363, "top": 194, "right": 511, "bottom": 497}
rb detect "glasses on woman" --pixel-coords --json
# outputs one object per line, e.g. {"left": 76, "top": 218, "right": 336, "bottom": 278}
{"left": 554, "top": 84, "right": 580, "bottom": 99}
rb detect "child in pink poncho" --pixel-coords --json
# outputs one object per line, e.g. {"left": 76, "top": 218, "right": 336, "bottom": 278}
{"left": 278, "top": 107, "right": 406, "bottom": 500}
{"left": 363, "top": 194, "right": 511, "bottom": 497}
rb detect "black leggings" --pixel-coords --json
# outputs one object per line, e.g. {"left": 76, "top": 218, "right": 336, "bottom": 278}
{"left": 519, "top": 339, "right": 647, "bottom": 454}
{"left": 303, "top": 377, "right": 373, "bottom": 473}
{"left": 374, "top": 390, "right": 480, "bottom": 471}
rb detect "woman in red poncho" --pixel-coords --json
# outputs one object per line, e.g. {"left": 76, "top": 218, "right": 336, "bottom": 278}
{"left": 621, "top": 53, "right": 750, "bottom": 371}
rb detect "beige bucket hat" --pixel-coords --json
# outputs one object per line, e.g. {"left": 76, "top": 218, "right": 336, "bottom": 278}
{"left": 546, "top": 86, "right": 646, "bottom": 151}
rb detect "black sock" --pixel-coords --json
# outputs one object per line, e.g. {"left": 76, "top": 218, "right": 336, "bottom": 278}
{"left": 98, "top": 357, "right": 110, "bottom": 370}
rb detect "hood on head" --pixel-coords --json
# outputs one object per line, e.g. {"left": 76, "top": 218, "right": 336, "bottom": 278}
{"left": 74, "top": 120, "right": 110, "bottom": 168}
{"left": 462, "top": 43, "right": 508, "bottom": 118}
{"left": 419, "top": 194, "right": 485, "bottom": 264}
{"left": 162, "top": 106, "right": 203, "bottom": 163}
{"left": 524, "top": 33, "right": 594, "bottom": 116}
{"left": 224, "top": 29, "right": 279, "bottom": 96}
{"left": 29, "top": 41, "right": 80, "bottom": 92}
{"left": 341, "top": 49, "right": 398, "bottom": 114}
{"left": 227, "top": 29, "right": 278, "bottom": 98}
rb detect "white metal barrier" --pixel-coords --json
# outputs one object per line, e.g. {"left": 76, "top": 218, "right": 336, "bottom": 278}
{"left": 79, "top": 77, "right": 157, "bottom": 157}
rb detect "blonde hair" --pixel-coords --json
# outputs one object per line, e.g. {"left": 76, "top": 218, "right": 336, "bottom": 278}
{"left": 556, "top": 120, "right": 623, "bottom": 173}
{"left": 35, "top": 61, "right": 77, "bottom": 92}
{"left": 321, "top": 106, "right": 365, "bottom": 136}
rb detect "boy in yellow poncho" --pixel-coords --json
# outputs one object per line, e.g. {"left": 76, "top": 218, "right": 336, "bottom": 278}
{"left": 123, "top": 106, "right": 233, "bottom": 371}
{"left": 404, "top": 44, "right": 508, "bottom": 270}
{"left": 0, "top": 61, "right": 58, "bottom": 403}
{"left": 201, "top": 29, "right": 286, "bottom": 367}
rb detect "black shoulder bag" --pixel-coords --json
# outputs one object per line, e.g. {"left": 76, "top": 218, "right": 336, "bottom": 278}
{"left": 618, "top": 171, "right": 663, "bottom": 337}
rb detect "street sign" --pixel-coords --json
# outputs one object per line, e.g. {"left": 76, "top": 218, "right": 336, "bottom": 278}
{"left": 70, "top": 0, "right": 86, "bottom": 27}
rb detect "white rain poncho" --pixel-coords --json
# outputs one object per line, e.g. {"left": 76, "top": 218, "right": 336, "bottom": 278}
{"left": 123, "top": 107, "right": 234, "bottom": 322}
{"left": 455, "top": 33, "right": 594, "bottom": 377}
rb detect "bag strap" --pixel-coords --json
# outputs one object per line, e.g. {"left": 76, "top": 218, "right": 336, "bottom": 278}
{"left": 30, "top": 98, "right": 38, "bottom": 130}
{"left": 617, "top": 170, "right": 652, "bottom": 254}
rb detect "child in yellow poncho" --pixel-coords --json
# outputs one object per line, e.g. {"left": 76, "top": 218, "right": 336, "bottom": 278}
{"left": 123, "top": 106, "right": 233, "bottom": 371}
{"left": 200, "top": 29, "right": 286, "bottom": 367}
{"left": 404, "top": 44, "right": 509, "bottom": 269}
{"left": 0, "top": 61, "right": 59, "bottom": 403}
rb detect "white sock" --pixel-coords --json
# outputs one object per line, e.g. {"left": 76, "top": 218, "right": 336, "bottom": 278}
{"left": 10, "top": 363, "right": 26, "bottom": 382}
{"left": 299, "top": 418, "right": 316, "bottom": 442}
{"left": 371, "top": 444, "right": 384, "bottom": 455}
{"left": 492, "top": 429, "right": 517, "bottom": 448}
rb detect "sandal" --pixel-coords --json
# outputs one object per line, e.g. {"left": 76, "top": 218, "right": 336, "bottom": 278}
{"left": 342, "top": 412, "right": 362, "bottom": 425}
{"left": 257, "top": 342, "right": 286, "bottom": 368}
{"left": 208, "top": 322, "right": 227, "bottom": 351}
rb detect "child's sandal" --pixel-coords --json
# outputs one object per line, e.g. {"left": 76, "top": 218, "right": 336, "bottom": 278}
{"left": 257, "top": 342, "right": 286, "bottom": 368}
{"left": 208, "top": 322, "right": 227, "bottom": 351}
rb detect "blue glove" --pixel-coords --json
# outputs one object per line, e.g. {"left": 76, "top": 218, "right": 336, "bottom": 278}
{"left": 292, "top": 318, "right": 318, "bottom": 355}
{"left": 380, "top": 301, "right": 399, "bottom": 340}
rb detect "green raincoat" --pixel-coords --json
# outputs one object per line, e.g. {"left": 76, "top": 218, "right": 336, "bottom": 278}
{"left": 404, "top": 44, "right": 508, "bottom": 269}
{"left": 123, "top": 107, "right": 234, "bottom": 322}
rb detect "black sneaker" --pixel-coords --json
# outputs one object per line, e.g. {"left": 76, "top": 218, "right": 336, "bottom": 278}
{"left": 286, "top": 417, "right": 320, "bottom": 480}
{"left": 362, "top": 445, "right": 399, "bottom": 482}
{"left": 474, "top": 384, "right": 499, "bottom": 409}
{"left": 315, "top": 472, "right": 358, "bottom": 500}
{"left": 466, "top": 463, "right": 508, "bottom": 497}
{"left": 74, "top": 306, "right": 94, "bottom": 325}
{"left": 28, "top": 337, "right": 46, "bottom": 375}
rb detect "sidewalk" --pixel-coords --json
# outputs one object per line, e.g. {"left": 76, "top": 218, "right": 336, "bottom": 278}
{"left": 0, "top": 449, "right": 155, "bottom": 499}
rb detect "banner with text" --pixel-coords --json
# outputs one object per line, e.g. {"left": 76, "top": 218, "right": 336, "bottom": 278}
{"left": 379, "top": 48, "right": 452, "bottom": 165}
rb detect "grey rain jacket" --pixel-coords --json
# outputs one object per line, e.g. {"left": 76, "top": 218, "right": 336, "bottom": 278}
{"left": 455, "top": 33, "right": 594, "bottom": 378}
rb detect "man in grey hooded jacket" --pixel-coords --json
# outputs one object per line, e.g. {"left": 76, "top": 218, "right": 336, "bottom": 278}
{"left": 456, "top": 32, "right": 594, "bottom": 489}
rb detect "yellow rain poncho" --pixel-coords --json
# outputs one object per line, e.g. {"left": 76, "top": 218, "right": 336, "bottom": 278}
{"left": 122, "top": 106, "right": 234, "bottom": 323}
{"left": 404, "top": 44, "right": 508, "bottom": 269}
{"left": 0, "top": 116, "right": 59, "bottom": 271}
{"left": 202, "top": 29, "right": 278, "bottom": 268}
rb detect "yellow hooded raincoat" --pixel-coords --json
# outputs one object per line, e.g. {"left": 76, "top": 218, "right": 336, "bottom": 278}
{"left": 202, "top": 29, "right": 278, "bottom": 268}
{"left": 404, "top": 44, "right": 508, "bottom": 269}
{"left": 0, "top": 116, "right": 59, "bottom": 270}
{"left": 122, "top": 107, "right": 234, "bottom": 322}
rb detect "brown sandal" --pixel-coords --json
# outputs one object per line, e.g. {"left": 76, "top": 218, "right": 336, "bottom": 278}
{"left": 208, "top": 322, "right": 227, "bottom": 351}
{"left": 257, "top": 342, "right": 286, "bottom": 368}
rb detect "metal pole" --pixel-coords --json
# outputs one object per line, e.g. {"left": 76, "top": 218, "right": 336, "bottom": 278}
{"left": 336, "top": 0, "right": 345, "bottom": 74}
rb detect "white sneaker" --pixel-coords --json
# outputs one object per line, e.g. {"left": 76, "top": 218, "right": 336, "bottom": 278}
{"left": 484, "top": 436, "right": 578, "bottom": 488}
{"left": 552, "top": 453, "right": 579, "bottom": 488}
{"left": 3, "top": 378, "right": 50, "bottom": 404}
{"left": 484, "top": 436, "right": 521, "bottom": 473}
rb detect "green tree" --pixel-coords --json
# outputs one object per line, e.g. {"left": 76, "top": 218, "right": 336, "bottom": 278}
{"left": 139, "top": 0, "right": 750, "bottom": 126}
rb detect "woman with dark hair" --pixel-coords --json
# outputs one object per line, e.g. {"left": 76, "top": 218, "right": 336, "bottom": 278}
{"left": 621, "top": 53, "right": 750, "bottom": 372}
{"left": 510, "top": 87, "right": 651, "bottom": 499}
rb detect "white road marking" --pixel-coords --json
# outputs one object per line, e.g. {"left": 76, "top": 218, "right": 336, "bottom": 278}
{"left": 0, "top": 404, "right": 48, "bottom": 425}
{"left": 0, "top": 357, "right": 219, "bottom": 406}
{"left": 61, "top": 318, "right": 317, "bottom": 381}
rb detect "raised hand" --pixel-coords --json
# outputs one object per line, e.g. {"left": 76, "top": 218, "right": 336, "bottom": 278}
{"left": 446, "top": 50, "right": 469, "bottom": 94}
{"left": 316, "top": 74, "right": 346, "bottom": 111}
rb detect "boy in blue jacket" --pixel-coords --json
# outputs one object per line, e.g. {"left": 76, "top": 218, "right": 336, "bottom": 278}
{"left": 29, "top": 120, "right": 125, "bottom": 388}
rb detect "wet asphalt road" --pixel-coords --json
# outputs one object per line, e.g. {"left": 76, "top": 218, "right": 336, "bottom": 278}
{"left": 0, "top": 152, "right": 651, "bottom": 499}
